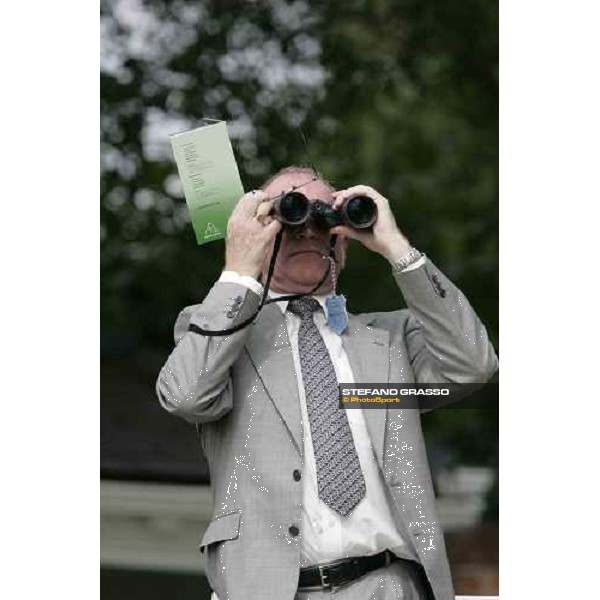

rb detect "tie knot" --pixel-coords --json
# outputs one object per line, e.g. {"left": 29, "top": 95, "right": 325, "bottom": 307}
{"left": 288, "top": 296, "right": 320, "bottom": 317}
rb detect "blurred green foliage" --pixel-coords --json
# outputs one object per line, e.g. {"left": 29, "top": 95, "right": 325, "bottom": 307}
{"left": 101, "top": 0, "right": 498, "bottom": 471}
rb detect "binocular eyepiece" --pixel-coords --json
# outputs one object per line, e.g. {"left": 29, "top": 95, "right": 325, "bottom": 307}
{"left": 272, "top": 192, "right": 377, "bottom": 230}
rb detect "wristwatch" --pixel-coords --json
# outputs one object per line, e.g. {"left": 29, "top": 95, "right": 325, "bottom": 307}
{"left": 391, "top": 248, "right": 423, "bottom": 274}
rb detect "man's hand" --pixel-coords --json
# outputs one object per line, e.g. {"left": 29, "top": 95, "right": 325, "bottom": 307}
{"left": 224, "top": 190, "right": 282, "bottom": 278}
{"left": 330, "top": 185, "right": 412, "bottom": 262}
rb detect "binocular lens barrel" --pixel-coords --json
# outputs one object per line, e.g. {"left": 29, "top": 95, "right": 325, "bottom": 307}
{"left": 275, "top": 192, "right": 310, "bottom": 226}
{"left": 343, "top": 196, "right": 377, "bottom": 228}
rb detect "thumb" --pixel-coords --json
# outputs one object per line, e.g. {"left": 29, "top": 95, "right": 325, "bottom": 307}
{"left": 330, "top": 225, "right": 367, "bottom": 243}
{"left": 330, "top": 225, "right": 354, "bottom": 238}
{"left": 264, "top": 219, "right": 283, "bottom": 238}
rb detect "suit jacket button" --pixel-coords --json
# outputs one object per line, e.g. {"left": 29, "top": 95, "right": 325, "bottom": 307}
{"left": 226, "top": 310, "right": 235, "bottom": 318}
{"left": 289, "top": 525, "right": 299, "bottom": 537}
{"left": 293, "top": 469, "right": 301, "bottom": 481}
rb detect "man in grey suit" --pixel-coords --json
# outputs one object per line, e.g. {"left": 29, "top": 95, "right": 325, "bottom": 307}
{"left": 156, "top": 166, "right": 498, "bottom": 600}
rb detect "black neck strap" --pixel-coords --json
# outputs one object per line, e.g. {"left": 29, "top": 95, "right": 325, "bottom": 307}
{"left": 188, "top": 232, "right": 337, "bottom": 337}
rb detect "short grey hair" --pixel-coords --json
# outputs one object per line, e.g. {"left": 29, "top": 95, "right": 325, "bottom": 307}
{"left": 260, "top": 165, "right": 334, "bottom": 192}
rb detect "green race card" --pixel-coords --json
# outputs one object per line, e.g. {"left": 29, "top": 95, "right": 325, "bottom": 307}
{"left": 170, "top": 120, "right": 244, "bottom": 245}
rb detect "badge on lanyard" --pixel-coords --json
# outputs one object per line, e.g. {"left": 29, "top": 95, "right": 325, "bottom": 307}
{"left": 326, "top": 294, "right": 348, "bottom": 335}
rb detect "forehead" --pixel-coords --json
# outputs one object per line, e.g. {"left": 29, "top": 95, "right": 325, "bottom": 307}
{"left": 265, "top": 173, "right": 334, "bottom": 201}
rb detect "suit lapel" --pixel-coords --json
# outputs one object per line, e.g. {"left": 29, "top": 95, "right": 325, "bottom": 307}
{"left": 342, "top": 314, "right": 390, "bottom": 467}
{"left": 245, "top": 303, "right": 303, "bottom": 457}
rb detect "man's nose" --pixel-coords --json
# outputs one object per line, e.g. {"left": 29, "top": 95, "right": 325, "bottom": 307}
{"left": 293, "top": 223, "right": 321, "bottom": 240}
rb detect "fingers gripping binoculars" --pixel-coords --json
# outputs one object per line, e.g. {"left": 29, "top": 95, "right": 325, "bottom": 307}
{"left": 272, "top": 192, "right": 377, "bottom": 230}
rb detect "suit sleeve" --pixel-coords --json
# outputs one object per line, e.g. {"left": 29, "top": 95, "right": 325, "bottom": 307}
{"left": 394, "top": 258, "right": 498, "bottom": 384}
{"left": 155, "top": 281, "right": 261, "bottom": 424}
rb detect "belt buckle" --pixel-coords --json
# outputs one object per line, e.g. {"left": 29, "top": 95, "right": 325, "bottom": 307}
{"left": 318, "top": 565, "right": 332, "bottom": 590}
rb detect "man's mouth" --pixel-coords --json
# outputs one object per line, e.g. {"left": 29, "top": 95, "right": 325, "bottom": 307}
{"left": 289, "top": 249, "right": 327, "bottom": 257}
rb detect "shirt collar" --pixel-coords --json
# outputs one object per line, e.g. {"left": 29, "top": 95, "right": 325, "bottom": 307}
{"left": 268, "top": 290, "right": 331, "bottom": 320}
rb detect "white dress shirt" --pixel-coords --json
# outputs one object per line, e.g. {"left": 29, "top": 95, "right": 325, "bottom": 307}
{"left": 268, "top": 290, "right": 413, "bottom": 567}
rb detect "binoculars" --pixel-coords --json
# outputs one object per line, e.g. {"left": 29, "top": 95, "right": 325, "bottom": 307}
{"left": 272, "top": 192, "right": 377, "bottom": 230}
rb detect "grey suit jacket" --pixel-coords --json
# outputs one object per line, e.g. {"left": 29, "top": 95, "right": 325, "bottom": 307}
{"left": 156, "top": 259, "right": 498, "bottom": 600}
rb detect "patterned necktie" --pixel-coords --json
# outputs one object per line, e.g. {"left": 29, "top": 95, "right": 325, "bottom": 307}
{"left": 288, "top": 297, "right": 366, "bottom": 517}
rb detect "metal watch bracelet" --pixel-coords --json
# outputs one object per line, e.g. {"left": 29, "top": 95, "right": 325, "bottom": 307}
{"left": 391, "top": 248, "right": 423, "bottom": 273}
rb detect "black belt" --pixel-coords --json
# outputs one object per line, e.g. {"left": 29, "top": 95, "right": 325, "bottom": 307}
{"left": 298, "top": 550, "right": 397, "bottom": 591}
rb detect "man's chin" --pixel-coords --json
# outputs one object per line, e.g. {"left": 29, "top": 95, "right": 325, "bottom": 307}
{"left": 294, "top": 263, "right": 329, "bottom": 281}
{"left": 271, "top": 268, "right": 332, "bottom": 294}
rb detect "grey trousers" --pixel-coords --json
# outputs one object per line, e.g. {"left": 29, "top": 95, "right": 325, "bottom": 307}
{"left": 295, "top": 560, "right": 429, "bottom": 600}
